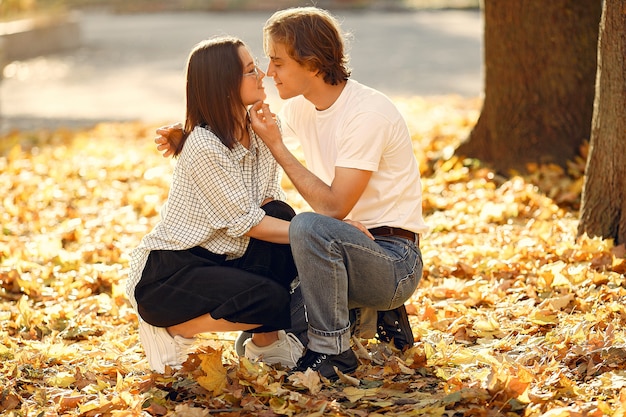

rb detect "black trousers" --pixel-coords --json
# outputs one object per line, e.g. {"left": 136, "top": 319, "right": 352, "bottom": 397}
{"left": 135, "top": 200, "right": 297, "bottom": 333}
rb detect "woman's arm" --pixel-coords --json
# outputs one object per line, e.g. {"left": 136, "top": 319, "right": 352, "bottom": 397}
{"left": 184, "top": 130, "right": 290, "bottom": 246}
{"left": 246, "top": 215, "right": 290, "bottom": 244}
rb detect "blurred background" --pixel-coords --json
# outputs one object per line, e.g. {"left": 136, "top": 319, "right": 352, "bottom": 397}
{"left": 0, "top": 0, "right": 482, "bottom": 133}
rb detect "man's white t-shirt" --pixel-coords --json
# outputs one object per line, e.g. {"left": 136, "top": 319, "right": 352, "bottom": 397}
{"left": 280, "top": 79, "right": 428, "bottom": 234}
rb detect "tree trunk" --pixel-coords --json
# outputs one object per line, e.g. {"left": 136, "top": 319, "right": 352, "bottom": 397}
{"left": 577, "top": 0, "right": 626, "bottom": 245}
{"left": 456, "top": 0, "right": 602, "bottom": 175}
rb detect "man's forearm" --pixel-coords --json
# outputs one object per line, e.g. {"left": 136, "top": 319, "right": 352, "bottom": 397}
{"left": 270, "top": 143, "right": 342, "bottom": 218}
{"left": 249, "top": 102, "right": 354, "bottom": 218}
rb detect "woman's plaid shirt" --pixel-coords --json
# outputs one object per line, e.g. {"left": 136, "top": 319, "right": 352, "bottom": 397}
{"left": 125, "top": 124, "right": 286, "bottom": 308}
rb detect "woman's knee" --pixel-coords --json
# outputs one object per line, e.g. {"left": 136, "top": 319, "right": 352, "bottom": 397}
{"left": 262, "top": 200, "right": 296, "bottom": 221}
{"left": 261, "top": 279, "right": 291, "bottom": 306}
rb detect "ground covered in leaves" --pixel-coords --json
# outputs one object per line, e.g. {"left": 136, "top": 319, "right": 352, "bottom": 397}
{"left": 1, "top": 96, "right": 626, "bottom": 416}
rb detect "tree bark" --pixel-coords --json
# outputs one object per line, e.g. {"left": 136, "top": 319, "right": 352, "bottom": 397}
{"left": 577, "top": 0, "right": 626, "bottom": 245}
{"left": 456, "top": 0, "right": 602, "bottom": 175}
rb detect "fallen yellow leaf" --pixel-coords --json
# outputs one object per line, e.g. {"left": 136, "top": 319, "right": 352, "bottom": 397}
{"left": 196, "top": 349, "right": 227, "bottom": 394}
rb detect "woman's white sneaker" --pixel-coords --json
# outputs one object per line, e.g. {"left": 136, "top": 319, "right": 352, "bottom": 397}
{"left": 243, "top": 330, "right": 304, "bottom": 368}
{"left": 138, "top": 319, "right": 195, "bottom": 373}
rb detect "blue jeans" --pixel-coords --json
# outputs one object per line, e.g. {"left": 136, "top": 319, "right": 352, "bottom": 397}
{"left": 289, "top": 212, "right": 423, "bottom": 355}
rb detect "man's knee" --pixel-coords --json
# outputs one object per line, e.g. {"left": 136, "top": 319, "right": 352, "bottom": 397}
{"left": 289, "top": 212, "right": 320, "bottom": 242}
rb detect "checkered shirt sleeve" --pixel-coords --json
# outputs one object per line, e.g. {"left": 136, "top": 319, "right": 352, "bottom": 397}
{"left": 125, "top": 124, "right": 285, "bottom": 307}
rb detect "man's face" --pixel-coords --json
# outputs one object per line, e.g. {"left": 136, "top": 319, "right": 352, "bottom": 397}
{"left": 266, "top": 40, "right": 317, "bottom": 100}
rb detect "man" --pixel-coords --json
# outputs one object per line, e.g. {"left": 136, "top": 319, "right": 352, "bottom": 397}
{"left": 158, "top": 7, "right": 426, "bottom": 380}
{"left": 250, "top": 7, "right": 426, "bottom": 380}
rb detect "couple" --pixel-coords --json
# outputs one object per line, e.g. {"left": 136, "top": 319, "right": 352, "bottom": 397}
{"left": 126, "top": 6, "right": 427, "bottom": 381}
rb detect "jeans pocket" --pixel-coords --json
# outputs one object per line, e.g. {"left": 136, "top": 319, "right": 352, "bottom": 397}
{"left": 389, "top": 272, "right": 419, "bottom": 309}
{"left": 389, "top": 246, "right": 423, "bottom": 308}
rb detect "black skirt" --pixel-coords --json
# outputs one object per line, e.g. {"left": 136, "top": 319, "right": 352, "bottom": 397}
{"left": 135, "top": 200, "right": 297, "bottom": 333}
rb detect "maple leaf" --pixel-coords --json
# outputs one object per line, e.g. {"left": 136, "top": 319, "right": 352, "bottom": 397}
{"left": 335, "top": 367, "right": 361, "bottom": 386}
{"left": 287, "top": 369, "right": 322, "bottom": 394}
{"left": 171, "top": 404, "right": 210, "bottom": 416}
{"left": 46, "top": 372, "right": 76, "bottom": 388}
{"left": 196, "top": 349, "right": 228, "bottom": 395}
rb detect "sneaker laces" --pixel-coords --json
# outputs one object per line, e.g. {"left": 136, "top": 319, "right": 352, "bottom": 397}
{"left": 283, "top": 332, "right": 305, "bottom": 364}
{"left": 244, "top": 331, "right": 304, "bottom": 368}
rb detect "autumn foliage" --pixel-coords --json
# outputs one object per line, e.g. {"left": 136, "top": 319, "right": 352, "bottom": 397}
{"left": 1, "top": 96, "right": 625, "bottom": 416}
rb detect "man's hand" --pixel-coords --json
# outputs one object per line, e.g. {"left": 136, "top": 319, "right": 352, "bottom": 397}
{"left": 343, "top": 219, "right": 375, "bottom": 240}
{"left": 155, "top": 122, "right": 184, "bottom": 158}
{"left": 249, "top": 102, "right": 282, "bottom": 149}
{"left": 250, "top": 101, "right": 371, "bottom": 219}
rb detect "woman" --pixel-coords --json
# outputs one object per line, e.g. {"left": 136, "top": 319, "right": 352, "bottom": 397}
{"left": 126, "top": 36, "right": 303, "bottom": 373}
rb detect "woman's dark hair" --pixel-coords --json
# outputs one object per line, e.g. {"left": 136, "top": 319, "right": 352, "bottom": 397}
{"left": 263, "top": 7, "right": 351, "bottom": 86}
{"left": 174, "top": 36, "right": 247, "bottom": 156}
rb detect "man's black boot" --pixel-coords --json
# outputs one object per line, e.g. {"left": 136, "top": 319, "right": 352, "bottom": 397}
{"left": 292, "top": 348, "right": 358, "bottom": 381}
{"left": 376, "top": 304, "right": 414, "bottom": 350}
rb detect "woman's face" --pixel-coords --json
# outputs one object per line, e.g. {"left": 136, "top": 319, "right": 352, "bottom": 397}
{"left": 239, "top": 46, "right": 266, "bottom": 106}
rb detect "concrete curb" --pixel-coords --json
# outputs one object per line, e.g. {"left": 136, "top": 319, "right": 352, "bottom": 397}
{"left": 0, "top": 12, "right": 81, "bottom": 63}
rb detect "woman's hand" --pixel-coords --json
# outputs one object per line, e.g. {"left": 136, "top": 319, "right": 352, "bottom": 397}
{"left": 155, "top": 122, "right": 183, "bottom": 158}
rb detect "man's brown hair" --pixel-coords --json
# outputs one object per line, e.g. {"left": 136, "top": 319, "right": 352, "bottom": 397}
{"left": 263, "top": 7, "right": 351, "bottom": 85}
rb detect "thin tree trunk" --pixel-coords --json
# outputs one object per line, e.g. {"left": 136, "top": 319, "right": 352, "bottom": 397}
{"left": 456, "top": 0, "right": 602, "bottom": 175}
{"left": 578, "top": 0, "right": 626, "bottom": 245}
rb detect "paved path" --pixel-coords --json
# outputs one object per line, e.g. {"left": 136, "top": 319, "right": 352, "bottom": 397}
{"left": 0, "top": 9, "right": 482, "bottom": 133}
